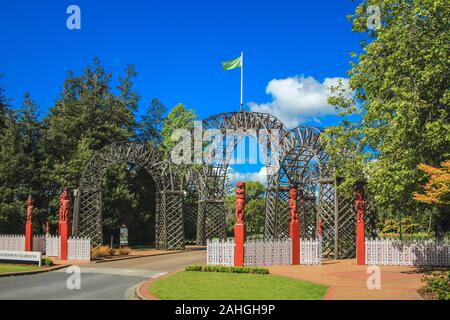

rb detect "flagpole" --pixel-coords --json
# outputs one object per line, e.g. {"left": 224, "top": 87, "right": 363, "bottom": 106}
{"left": 240, "top": 51, "right": 244, "bottom": 112}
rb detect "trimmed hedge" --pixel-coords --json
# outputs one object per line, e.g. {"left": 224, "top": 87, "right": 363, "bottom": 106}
{"left": 185, "top": 265, "right": 269, "bottom": 274}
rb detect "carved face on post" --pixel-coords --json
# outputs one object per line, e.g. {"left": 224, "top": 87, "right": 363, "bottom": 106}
{"left": 354, "top": 185, "right": 365, "bottom": 223}
{"left": 59, "top": 188, "right": 71, "bottom": 223}
{"left": 289, "top": 187, "right": 298, "bottom": 222}
{"left": 235, "top": 182, "right": 246, "bottom": 224}
{"left": 26, "top": 195, "right": 34, "bottom": 223}
{"left": 318, "top": 218, "right": 324, "bottom": 236}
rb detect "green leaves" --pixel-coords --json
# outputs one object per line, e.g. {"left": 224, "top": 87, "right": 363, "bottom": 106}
{"left": 325, "top": 0, "right": 450, "bottom": 233}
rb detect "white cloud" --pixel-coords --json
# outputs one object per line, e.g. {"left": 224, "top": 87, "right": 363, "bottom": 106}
{"left": 248, "top": 75, "right": 350, "bottom": 128}
{"left": 227, "top": 166, "right": 267, "bottom": 186}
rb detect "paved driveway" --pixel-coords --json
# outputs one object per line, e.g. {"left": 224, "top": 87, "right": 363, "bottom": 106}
{"left": 269, "top": 259, "right": 425, "bottom": 300}
{"left": 0, "top": 250, "right": 206, "bottom": 300}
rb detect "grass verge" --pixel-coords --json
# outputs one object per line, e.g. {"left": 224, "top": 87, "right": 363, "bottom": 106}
{"left": 0, "top": 263, "right": 42, "bottom": 274}
{"left": 150, "top": 271, "right": 327, "bottom": 300}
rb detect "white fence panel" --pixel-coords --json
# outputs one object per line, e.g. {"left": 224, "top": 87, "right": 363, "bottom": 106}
{"left": 32, "top": 235, "right": 46, "bottom": 254}
{"left": 244, "top": 239, "right": 292, "bottom": 267}
{"left": 45, "top": 235, "right": 60, "bottom": 257}
{"left": 300, "top": 238, "right": 322, "bottom": 265}
{"left": 207, "top": 239, "right": 234, "bottom": 266}
{"left": 0, "top": 234, "right": 25, "bottom": 251}
{"left": 365, "top": 238, "right": 450, "bottom": 266}
{"left": 68, "top": 237, "right": 91, "bottom": 261}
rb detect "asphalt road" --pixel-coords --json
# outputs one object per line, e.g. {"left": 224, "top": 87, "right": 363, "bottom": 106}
{"left": 0, "top": 250, "right": 206, "bottom": 300}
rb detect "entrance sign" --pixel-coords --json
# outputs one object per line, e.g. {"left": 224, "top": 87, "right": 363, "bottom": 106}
{"left": 0, "top": 250, "right": 42, "bottom": 266}
{"left": 120, "top": 225, "right": 128, "bottom": 246}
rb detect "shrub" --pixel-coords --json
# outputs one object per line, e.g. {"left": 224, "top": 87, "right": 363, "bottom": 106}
{"left": 184, "top": 265, "right": 269, "bottom": 274}
{"left": 421, "top": 271, "right": 450, "bottom": 300}
{"left": 117, "top": 246, "right": 131, "bottom": 255}
{"left": 91, "top": 245, "right": 113, "bottom": 259}
{"left": 185, "top": 265, "right": 203, "bottom": 271}
{"left": 41, "top": 258, "right": 53, "bottom": 267}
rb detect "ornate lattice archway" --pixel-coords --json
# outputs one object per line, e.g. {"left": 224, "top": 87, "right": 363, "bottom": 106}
{"left": 194, "top": 111, "right": 290, "bottom": 245}
{"left": 72, "top": 142, "right": 185, "bottom": 249}
{"left": 193, "top": 112, "right": 374, "bottom": 259}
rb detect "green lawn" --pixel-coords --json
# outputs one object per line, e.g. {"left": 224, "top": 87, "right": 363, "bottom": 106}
{"left": 0, "top": 264, "right": 41, "bottom": 274}
{"left": 150, "top": 271, "right": 328, "bottom": 300}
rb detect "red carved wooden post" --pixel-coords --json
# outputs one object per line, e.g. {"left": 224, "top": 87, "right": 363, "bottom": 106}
{"left": 45, "top": 221, "right": 50, "bottom": 235}
{"left": 59, "top": 188, "right": 71, "bottom": 260}
{"left": 355, "top": 185, "right": 365, "bottom": 265}
{"left": 289, "top": 186, "right": 300, "bottom": 265}
{"left": 317, "top": 218, "right": 324, "bottom": 238}
{"left": 234, "top": 182, "right": 246, "bottom": 267}
{"left": 25, "top": 196, "right": 34, "bottom": 251}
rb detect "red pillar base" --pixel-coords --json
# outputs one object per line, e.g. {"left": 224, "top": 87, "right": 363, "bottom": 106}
{"left": 234, "top": 223, "right": 245, "bottom": 267}
{"left": 60, "top": 222, "right": 70, "bottom": 260}
{"left": 25, "top": 222, "right": 33, "bottom": 252}
{"left": 356, "top": 221, "right": 365, "bottom": 265}
{"left": 290, "top": 220, "right": 300, "bottom": 265}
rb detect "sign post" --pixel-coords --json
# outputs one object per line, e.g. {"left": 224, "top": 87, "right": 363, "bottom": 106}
{"left": 120, "top": 224, "right": 128, "bottom": 247}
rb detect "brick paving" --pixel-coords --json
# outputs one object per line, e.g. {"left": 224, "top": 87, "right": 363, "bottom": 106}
{"left": 268, "top": 259, "right": 426, "bottom": 300}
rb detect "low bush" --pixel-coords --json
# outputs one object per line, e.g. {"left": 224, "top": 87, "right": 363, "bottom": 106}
{"left": 185, "top": 265, "right": 203, "bottom": 271}
{"left": 91, "top": 245, "right": 113, "bottom": 259}
{"left": 41, "top": 258, "right": 53, "bottom": 267}
{"left": 185, "top": 265, "right": 269, "bottom": 274}
{"left": 117, "top": 246, "right": 131, "bottom": 255}
{"left": 421, "top": 271, "right": 450, "bottom": 300}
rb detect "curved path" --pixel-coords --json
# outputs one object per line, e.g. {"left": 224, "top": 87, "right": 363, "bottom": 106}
{"left": 0, "top": 250, "right": 206, "bottom": 300}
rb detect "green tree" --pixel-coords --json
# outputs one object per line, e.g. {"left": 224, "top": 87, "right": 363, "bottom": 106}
{"left": 0, "top": 75, "right": 11, "bottom": 131}
{"left": 324, "top": 0, "right": 450, "bottom": 235}
{"left": 161, "top": 103, "right": 196, "bottom": 158}
{"left": 41, "top": 58, "right": 139, "bottom": 225}
{"left": 0, "top": 91, "right": 44, "bottom": 233}
{"left": 225, "top": 181, "right": 266, "bottom": 238}
{"left": 138, "top": 98, "right": 167, "bottom": 145}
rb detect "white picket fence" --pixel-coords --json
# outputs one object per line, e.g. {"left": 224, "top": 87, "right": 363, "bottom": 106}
{"left": 0, "top": 234, "right": 25, "bottom": 252}
{"left": 300, "top": 238, "right": 322, "bottom": 265}
{"left": 244, "top": 239, "right": 292, "bottom": 266}
{"left": 0, "top": 234, "right": 90, "bottom": 261}
{"left": 45, "top": 235, "right": 60, "bottom": 257}
{"left": 207, "top": 239, "right": 234, "bottom": 266}
{"left": 207, "top": 238, "right": 322, "bottom": 266}
{"left": 365, "top": 238, "right": 450, "bottom": 266}
{"left": 32, "top": 235, "right": 46, "bottom": 253}
{"left": 68, "top": 237, "right": 91, "bottom": 261}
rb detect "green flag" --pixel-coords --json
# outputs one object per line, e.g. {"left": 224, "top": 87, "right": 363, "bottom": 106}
{"left": 222, "top": 56, "right": 242, "bottom": 70}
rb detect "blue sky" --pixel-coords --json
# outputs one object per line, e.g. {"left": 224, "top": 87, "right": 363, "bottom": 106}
{"left": 0, "top": 0, "right": 363, "bottom": 183}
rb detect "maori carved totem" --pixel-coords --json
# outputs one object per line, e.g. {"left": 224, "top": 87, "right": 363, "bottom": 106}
{"left": 59, "top": 188, "right": 72, "bottom": 260}
{"left": 289, "top": 186, "right": 300, "bottom": 265}
{"left": 234, "top": 182, "right": 246, "bottom": 267}
{"left": 355, "top": 184, "right": 365, "bottom": 265}
{"left": 25, "top": 196, "right": 34, "bottom": 251}
{"left": 317, "top": 218, "right": 324, "bottom": 238}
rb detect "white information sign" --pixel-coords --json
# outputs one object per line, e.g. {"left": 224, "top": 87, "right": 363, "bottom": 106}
{"left": 0, "top": 250, "right": 42, "bottom": 267}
